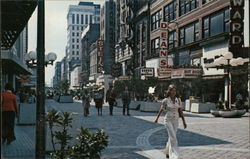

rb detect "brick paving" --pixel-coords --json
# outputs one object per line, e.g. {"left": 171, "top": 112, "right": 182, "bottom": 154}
{"left": 1, "top": 99, "right": 249, "bottom": 159}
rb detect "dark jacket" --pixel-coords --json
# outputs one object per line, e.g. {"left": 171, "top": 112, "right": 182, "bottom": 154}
{"left": 122, "top": 90, "right": 131, "bottom": 104}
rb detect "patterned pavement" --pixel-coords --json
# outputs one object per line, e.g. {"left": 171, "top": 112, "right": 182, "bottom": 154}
{"left": 1, "top": 99, "right": 249, "bottom": 159}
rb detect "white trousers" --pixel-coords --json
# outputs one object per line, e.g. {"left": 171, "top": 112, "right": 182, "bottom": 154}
{"left": 164, "top": 119, "right": 180, "bottom": 159}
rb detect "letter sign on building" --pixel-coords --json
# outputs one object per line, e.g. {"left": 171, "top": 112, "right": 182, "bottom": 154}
{"left": 229, "top": 0, "right": 244, "bottom": 53}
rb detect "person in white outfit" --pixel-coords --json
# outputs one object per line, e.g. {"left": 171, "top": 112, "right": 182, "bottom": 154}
{"left": 155, "top": 84, "right": 187, "bottom": 159}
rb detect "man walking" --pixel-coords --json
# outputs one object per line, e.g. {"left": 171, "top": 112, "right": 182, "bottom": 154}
{"left": 122, "top": 86, "right": 131, "bottom": 116}
{"left": 106, "top": 85, "right": 116, "bottom": 115}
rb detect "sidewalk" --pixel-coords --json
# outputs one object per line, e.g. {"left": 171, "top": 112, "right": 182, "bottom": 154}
{"left": 1, "top": 125, "right": 35, "bottom": 159}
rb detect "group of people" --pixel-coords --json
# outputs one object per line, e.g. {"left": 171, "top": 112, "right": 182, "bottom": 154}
{"left": 81, "top": 85, "right": 131, "bottom": 116}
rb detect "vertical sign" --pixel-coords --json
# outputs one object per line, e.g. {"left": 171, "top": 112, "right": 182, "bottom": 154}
{"left": 159, "top": 22, "right": 168, "bottom": 68}
{"left": 97, "top": 39, "right": 104, "bottom": 73}
{"left": 229, "top": 0, "right": 244, "bottom": 53}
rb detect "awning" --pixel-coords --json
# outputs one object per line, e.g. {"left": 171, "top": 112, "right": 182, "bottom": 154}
{"left": 1, "top": 0, "right": 37, "bottom": 50}
{"left": 202, "top": 75, "right": 224, "bottom": 80}
{"left": 2, "top": 50, "right": 31, "bottom": 75}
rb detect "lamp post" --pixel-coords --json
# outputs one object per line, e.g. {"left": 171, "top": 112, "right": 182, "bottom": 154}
{"left": 205, "top": 52, "right": 249, "bottom": 109}
{"left": 25, "top": 51, "right": 57, "bottom": 68}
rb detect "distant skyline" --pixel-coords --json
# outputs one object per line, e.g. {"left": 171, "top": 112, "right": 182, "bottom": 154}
{"left": 28, "top": 0, "right": 103, "bottom": 86}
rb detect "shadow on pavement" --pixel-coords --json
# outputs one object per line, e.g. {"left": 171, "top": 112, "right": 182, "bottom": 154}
{"left": 150, "top": 127, "right": 232, "bottom": 147}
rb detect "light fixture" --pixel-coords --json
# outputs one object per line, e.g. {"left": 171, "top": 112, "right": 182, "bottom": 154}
{"left": 25, "top": 51, "right": 57, "bottom": 68}
{"left": 204, "top": 51, "right": 248, "bottom": 109}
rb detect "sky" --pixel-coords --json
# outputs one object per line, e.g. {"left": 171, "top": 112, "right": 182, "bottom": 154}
{"left": 28, "top": 0, "right": 104, "bottom": 86}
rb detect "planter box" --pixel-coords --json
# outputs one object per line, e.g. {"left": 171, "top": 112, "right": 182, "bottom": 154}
{"left": 140, "top": 101, "right": 161, "bottom": 112}
{"left": 185, "top": 99, "right": 199, "bottom": 111}
{"left": 58, "top": 95, "right": 73, "bottom": 103}
{"left": 191, "top": 102, "right": 216, "bottom": 113}
{"left": 17, "top": 103, "right": 36, "bottom": 125}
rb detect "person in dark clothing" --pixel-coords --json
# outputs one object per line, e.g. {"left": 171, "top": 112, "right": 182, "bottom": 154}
{"left": 122, "top": 86, "right": 131, "bottom": 116}
{"left": 94, "top": 89, "right": 104, "bottom": 115}
{"left": 106, "top": 85, "right": 116, "bottom": 115}
{"left": 1, "top": 83, "right": 19, "bottom": 145}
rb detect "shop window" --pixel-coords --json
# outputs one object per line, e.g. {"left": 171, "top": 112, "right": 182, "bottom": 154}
{"left": 202, "top": 8, "right": 229, "bottom": 38}
{"left": 164, "top": 1, "right": 176, "bottom": 22}
{"left": 151, "top": 10, "right": 162, "bottom": 31}
{"left": 179, "top": 21, "right": 199, "bottom": 46}
{"left": 180, "top": 0, "right": 199, "bottom": 16}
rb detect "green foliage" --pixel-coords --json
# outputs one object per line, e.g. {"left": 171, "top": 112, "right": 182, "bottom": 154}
{"left": 54, "top": 80, "right": 70, "bottom": 95}
{"left": 45, "top": 109, "right": 108, "bottom": 159}
{"left": 69, "top": 128, "right": 108, "bottom": 159}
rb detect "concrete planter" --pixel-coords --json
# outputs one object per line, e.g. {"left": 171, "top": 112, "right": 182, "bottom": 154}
{"left": 219, "top": 110, "right": 246, "bottom": 118}
{"left": 58, "top": 95, "right": 73, "bottom": 103}
{"left": 17, "top": 103, "right": 36, "bottom": 125}
{"left": 191, "top": 102, "right": 216, "bottom": 113}
{"left": 185, "top": 99, "right": 199, "bottom": 111}
{"left": 140, "top": 101, "right": 161, "bottom": 112}
{"left": 115, "top": 99, "right": 142, "bottom": 110}
{"left": 210, "top": 110, "right": 221, "bottom": 117}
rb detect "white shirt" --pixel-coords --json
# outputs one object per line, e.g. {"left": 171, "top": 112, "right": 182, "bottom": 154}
{"left": 161, "top": 97, "right": 182, "bottom": 120}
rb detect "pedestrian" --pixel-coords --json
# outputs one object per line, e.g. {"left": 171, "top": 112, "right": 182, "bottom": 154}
{"left": 106, "top": 85, "right": 116, "bottom": 115}
{"left": 83, "top": 90, "right": 91, "bottom": 117}
{"left": 155, "top": 84, "right": 187, "bottom": 159}
{"left": 122, "top": 86, "right": 131, "bottom": 116}
{"left": 1, "top": 83, "right": 19, "bottom": 145}
{"left": 94, "top": 89, "right": 104, "bottom": 115}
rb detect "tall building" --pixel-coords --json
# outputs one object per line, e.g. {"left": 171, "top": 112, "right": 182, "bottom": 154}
{"left": 115, "top": 0, "right": 149, "bottom": 78}
{"left": 81, "top": 23, "right": 100, "bottom": 85}
{"left": 100, "top": 0, "right": 116, "bottom": 75}
{"left": 66, "top": 2, "right": 100, "bottom": 82}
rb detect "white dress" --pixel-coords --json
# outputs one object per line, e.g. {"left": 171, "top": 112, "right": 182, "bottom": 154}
{"left": 161, "top": 97, "right": 182, "bottom": 159}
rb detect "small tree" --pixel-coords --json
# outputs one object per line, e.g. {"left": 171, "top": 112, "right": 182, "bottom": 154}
{"left": 45, "top": 109, "right": 108, "bottom": 159}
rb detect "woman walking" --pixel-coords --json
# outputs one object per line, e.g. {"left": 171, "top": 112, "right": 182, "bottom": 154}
{"left": 1, "top": 83, "right": 19, "bottom": 144}
{"left": 155, "top": 84, "right": 187, "bottom": 159}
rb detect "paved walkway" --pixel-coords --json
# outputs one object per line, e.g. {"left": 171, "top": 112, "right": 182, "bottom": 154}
{"left": 1, "top": 99, "right": 250, "bottom": 159}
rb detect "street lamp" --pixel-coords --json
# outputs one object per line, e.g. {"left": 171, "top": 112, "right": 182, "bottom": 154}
{"left": 205, "top": 51, "right": 249, "bottom": 109}
{"left": 25, "top": 51, "right": 57, "bottom": 68}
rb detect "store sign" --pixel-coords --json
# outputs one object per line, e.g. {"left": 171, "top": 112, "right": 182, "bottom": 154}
{"left": 171, "top": 69, "right": 201, "bottom": 79}
{"left": 229, "top": 0, "right": 244, "bottom": 51}
{"left": 157, "top": 67, "right": 172, "bottom": 77}
{"left": 97, "top": 39, "right": 104, "bottom": 73}
{"left": 140, "top": 68, "right": 154, "bottom": 77}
